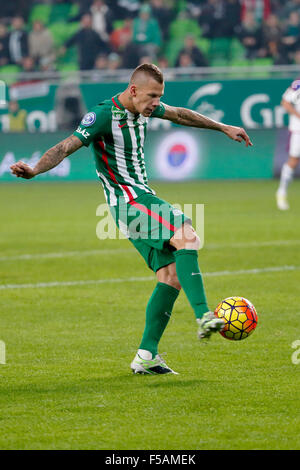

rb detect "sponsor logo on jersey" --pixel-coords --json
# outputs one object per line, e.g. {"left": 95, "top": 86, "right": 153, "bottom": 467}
{"left": 81, "top": 112, "right": 96, "bottom": 127}
{"left": 111, "top": 106, "right": 127, "bottom": 120}
{"left": 76, "top": 126, "right": 90, "bottom": 138}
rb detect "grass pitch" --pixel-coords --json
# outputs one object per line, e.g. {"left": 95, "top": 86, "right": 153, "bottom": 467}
{"left": 0, "top": 179, "right": 300, "bottom": 450}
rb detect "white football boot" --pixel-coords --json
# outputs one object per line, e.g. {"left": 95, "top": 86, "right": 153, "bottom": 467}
{"left": 276, "top": 190, "right": 289, "bottom": 211}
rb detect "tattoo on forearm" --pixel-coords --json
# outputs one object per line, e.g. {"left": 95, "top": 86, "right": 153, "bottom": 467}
{"left": 34, "top": 135, "right": 82, "bottom": 174}
{"left": 175, "top": 107, "right": 223, "bottom": 130}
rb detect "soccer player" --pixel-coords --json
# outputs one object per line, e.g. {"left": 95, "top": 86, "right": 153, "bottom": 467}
{"left": 11, "top": 64, "right": 252, "bottom": 375}
{"left": 276, "top": 79, "right": 300, "bottom": 210}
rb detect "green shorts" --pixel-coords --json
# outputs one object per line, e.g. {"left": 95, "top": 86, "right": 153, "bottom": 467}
{"left": 110, "top": 193, "right": 190, "bottom": 272}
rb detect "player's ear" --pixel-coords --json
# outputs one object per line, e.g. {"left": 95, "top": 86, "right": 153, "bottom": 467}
{"left": 129, "top": 84, "right": 137, "bottom": 97}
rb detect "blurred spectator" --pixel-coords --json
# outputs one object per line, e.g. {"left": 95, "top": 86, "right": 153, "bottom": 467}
{"left": 260, "top": 13, "right": 283, "bottom": 57}
{"left": 0, "top": 1, "right": 33, "bottom": 22}
{"left": 0, "top": 23, "right": 9, "bottom": 66}
{"left": 224, "top": 0, "right": 242, "bottom": 37}
{"left": 175, "top": 35, "right": 208, "bottom": 67}
{"left": 55, "top": 79, "right": 86, "bottom": 130}
{"left": 29, "top": 20, "right": 55, "bottom": 70}
{"left": 90, "top": 0, "right": 113, "bottom": 43}
{"left": 138, "top": 55, "right": 153, "bottom": 65}
{"left": 121, "top": 40, "right": 141, "bottom": 68}
{"left": 237, "top": 11, "right": 263, "bottom": 58}
{"left": 282, "top": 11, "right": 300, "bottom": 55}
{"left": 241, "top": 0, "right": 272, "bottom": 23}
{"left": 177, "top": 52, "right": 196, "bottom": 68}
{"left": 110, "top": 18, "right": 133, "bottom": 52}
{"left": 7, "top": 100, "right": 27, "bottom": 132}
{"left": 61, "top": 14, "right": 109, "bottom": 70}
{"left": 94, "top": 53, "right": 109, "bottom": 70}
{"left": 267, "top": 37, "right": 288, "bottom": 64}
{"left": 150, "top": 0, "right": 174, "bottom": 40}
{"left": 157, "top": 55, "right": 175, "bottom": 80}
{"left": 21, "top": 56, "right": 36, "bottom": 73}
{"left": 186, "top": 1, "right": 204, "bottom": 20}
{"left": 199, "top": 0, "right": 228, "bottom": 38}
{"left": 132, "top": 4, "right": 162, "bottom": 59}
{"left": 293, "top": 48, "right": 300, "bottom": 64}
{"left": 117, "top": 0, "right": 141, "bottom": 19}
{"left": 8, "top": 16, "right": 29, "bottom": 65}
{"left": 280, "top": 0, "right": 300, "bottom": 19}
{"left": 69, "top": 0, "right": 93, "bottom": 21}
{"left": 107, "top": 52, "right": 121, "bottom": 70}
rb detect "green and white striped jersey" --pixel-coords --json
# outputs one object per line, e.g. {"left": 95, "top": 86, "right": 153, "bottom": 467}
{"left": 73, "top": 95, "right": 166, "bottom": 206}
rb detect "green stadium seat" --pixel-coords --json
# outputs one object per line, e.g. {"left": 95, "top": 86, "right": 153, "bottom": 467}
{"left": 69, "top": 2, "right": 80, "bottom": 18}
{"left": 49, "top": 22, "right": 80, "bottom": 47}
{"left": 49, "top": 3, "right": 73, "bottom": 23}
{"left": 251, "top": 57, "right": 274, "bottom": 67}
{"left": 169, "top": 18, "right": 202, "bottom": 41}
{"left": 230, "top": 58, "right": 252, "bottom": 67}
{"left": 57, "top": 62, "right": 79, "bottom": 72}
{"left": 208, "top": 37, "right": 232, "bottom": 61}
{"left": 113, "top": 20, "right": 125, "bottom": 30}
{"left": 29, "top": 4, "right": 52, "bottom": 25}
{"left": 196, "top": 37, "right": 210, "bottom": 56}
{"left": 0, "top": 64, "right": 21, "bottom": 85}
{"left": 230, "top": 38, "right": 246, "bottom": 60}
{"left": 210, "top": 58, "right": 229, "bottom": 67}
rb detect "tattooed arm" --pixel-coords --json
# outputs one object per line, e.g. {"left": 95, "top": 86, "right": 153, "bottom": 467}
{"left": 161, "top": 104, "right": 253, "bottom": 147}
{"left": 10, "top": 135, "right": 83, "bottom": 179}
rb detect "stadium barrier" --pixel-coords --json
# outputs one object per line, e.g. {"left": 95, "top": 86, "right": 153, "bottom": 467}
{"left": 0, "top": 128, "right": 293, "bottom": 182}
{"left": 0, "top": 77, "right": 298, "bottom": 181}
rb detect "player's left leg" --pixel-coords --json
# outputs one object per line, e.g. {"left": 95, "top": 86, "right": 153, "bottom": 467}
{"left": 277, "top": 134, "right": 300, "bottom": 210}
{"left": 170, "top": 223, "right": 225, "bottom": 340}
{"left": 131, "top": 263, "right": 180, "bottom": 375}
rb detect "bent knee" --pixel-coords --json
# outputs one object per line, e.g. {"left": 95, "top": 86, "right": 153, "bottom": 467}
{"left": 170, "top": 225, "right": 201, "bottom": 251}
{"left": 166, "top": 274, "right": 181, "bottom": 291}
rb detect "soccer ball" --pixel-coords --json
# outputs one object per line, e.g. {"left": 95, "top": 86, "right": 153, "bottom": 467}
{"left": 214, "top": 296, "right": 258, "bottom": 341}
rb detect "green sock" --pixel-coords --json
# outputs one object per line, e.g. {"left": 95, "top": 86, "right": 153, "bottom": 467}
{"left": 174, "top": 249, "right": 209, "bottom": 319}
{"left": 139, "top": 282, "right": 179, "bottom": 357}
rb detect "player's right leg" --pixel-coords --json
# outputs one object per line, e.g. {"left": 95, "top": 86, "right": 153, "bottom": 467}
{"left": 170, "top": 223, "right": 225, "bottom": 340}
{"left": 277, "top": 135, "right": 300, "bottom": 210}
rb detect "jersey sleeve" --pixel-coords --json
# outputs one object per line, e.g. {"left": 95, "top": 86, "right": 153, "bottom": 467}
{"left": 73, "top": 105, "right": 109, "bottom": 146}
{"left": 282, "top": 80, "right": 300, "bottom": 104}
{"left": 151, "top": 102, "right": 166, "bottom": 118}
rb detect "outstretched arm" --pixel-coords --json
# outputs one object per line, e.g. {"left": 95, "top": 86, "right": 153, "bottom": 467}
{"left": 161, "top": 104, "right": 253, "bottom": 147}
{"left": 10, "top": 135, "right": 83, "bottom": 179}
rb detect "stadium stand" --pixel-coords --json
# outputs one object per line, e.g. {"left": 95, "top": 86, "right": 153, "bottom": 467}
{"left": 0, "top": 0, "right": 297, "bottom": 81}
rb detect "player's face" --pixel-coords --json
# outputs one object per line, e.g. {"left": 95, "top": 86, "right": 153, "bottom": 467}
{"left": 130, "top": 79, "right": 164, "bottom": 117}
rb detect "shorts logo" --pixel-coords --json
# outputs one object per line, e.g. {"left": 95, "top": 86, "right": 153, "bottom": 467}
{"left": 81, "top": 112, "right": 96, "bottom": 127}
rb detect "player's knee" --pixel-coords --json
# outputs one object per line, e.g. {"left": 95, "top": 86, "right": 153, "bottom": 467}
{"left": 166, "top": 274, "right": 181, "bottom": 291}
{"left": 170, "top": 225, "right": 201, "bottom": 251}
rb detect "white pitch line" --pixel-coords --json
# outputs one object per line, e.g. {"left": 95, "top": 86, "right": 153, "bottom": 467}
{"left": 0, "top": 248, "right": 134, "bottom": 262}
{"left": 1, "top": 239, "right": 300, "bottom": 262}
{"left": 0, "top": 265, "right": 298, "bottom": 291}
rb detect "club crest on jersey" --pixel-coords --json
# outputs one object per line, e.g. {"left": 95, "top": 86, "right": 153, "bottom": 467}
{"left": 81, "top": 112, "right": 96, "bottom": 127}
{"left": 111, "top": 106, "right": 127, "bottom": 120}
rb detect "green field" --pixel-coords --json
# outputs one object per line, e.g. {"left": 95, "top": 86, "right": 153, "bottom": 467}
{"left": 0, "top": 179, "right": 300, "bottom": 450}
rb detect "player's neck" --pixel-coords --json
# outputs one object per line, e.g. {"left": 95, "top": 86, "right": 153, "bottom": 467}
{"left": 118, "top": 90, "right": 138, "bottom": 114}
